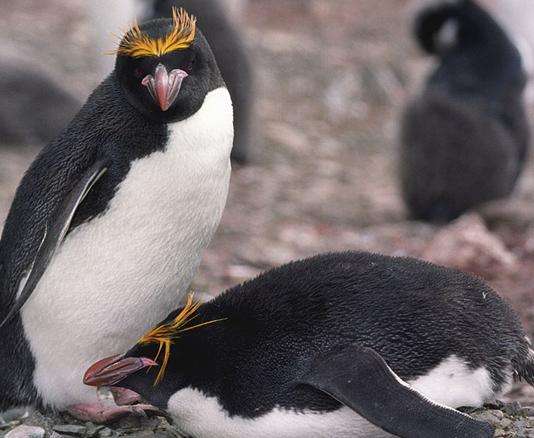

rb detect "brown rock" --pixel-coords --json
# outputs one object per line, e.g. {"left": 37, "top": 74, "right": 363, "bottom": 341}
{"left": 423, "top": 213, "right": 517, "bottom": 279}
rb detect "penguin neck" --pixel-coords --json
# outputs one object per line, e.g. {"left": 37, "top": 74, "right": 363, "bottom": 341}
{"left": 164, "top": 87, "right": 234, "bottom": 160}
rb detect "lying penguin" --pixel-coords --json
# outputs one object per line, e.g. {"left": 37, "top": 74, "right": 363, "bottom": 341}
{"left": 0, "top": 8, "right": 233, "bottom": 417}
{"left": 144, "top": 0, "right": 254, "bottom": 163}
{"left": 400, "top": 0, "right": 530, "bottom": 223}
{"left": 85, "top": 251, "right": 534, "bottom": 438}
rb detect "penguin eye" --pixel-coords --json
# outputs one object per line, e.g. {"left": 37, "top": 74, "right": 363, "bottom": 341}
{"left": 185, "top": 55, "right": 197, "bottom": 74}
{"left": 134, "top": 68, "right": 145, "bottom": 79}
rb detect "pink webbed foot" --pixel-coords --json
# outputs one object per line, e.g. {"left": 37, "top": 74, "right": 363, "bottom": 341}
{"left": 67, "top": 402, "right": 161, "bottom": 423}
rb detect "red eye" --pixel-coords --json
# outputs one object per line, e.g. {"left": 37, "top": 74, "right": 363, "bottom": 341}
{"left": 134, "top": 68, "right": 145, "bottom": 79}
{"left": 186, "top": 57, "right": 196, "bottom": 73}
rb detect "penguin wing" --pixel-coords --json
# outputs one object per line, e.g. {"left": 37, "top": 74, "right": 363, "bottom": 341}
{"left": 301, "top": 345, "right": 494, "bottom": 438}
{"left": 0, "top": 160, "right": 108, "bottom": 328}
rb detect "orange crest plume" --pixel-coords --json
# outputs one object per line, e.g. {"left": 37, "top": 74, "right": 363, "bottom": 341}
{"left": 117, "top": 7, "right": 197, "bottom": 58}
{"left": 138, "top": 293, "right": 225, "bottom": 385}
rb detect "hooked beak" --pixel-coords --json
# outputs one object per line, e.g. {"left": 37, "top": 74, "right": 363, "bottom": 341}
{"left": 84, "top": 354, "right": 158, "bottom": 387}
{"left": 142, "top": 64, "right": 189, "bottom": 112}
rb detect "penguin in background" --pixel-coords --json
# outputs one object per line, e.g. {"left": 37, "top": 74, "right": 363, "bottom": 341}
{"left": 85, "top": 251, "right": 534, "bottom": 438}
{"left": 0, "top": 59, "right": 80, "bottom": 147}
{"left": 0, "top": 8, "right": 233, "bottom": 418}
{"left": 144, "top": 0, "right": 254, "bottom": 164}
{"left": 400, "top": 0, "right": 531, "bottom": 223}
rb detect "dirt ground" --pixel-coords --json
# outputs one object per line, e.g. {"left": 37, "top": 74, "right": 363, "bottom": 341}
{"left": 2, "top": 0, "right": 534, "bottom": 404}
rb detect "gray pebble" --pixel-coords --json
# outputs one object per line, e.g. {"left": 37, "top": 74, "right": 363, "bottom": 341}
{"left": 473, "top": 409, "right": 504, "bottom": 424}
{"left": 126, "top": 431, "right": 154, "bottom": 438}
{"left": 0, "top": 409, "right": 32, "bottom": 424}
{"left": 504, "top": 401, "right": 523, "bottom": 417}
{"left": 52, "top": 425, "right": 87, "bottom": 436}
{"left": 97, "top": 428, "right": 114, "bottom": 437}
{"left": 5, "top": 425, "right": 44, "bottom": 438}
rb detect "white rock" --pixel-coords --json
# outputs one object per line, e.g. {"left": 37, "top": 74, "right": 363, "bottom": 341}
{"left": 5, "top": 425, "right": 45, "bottom": 438}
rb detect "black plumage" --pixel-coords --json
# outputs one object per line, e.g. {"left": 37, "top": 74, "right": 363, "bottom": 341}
{"left": 0, "top": 17, "right": 226, "bottom": 409}
{"left": 400, "top": 0, "right": 530, "bottom": 223}
{"left": 102, "top": 252, "right": 532, "bottom": 420}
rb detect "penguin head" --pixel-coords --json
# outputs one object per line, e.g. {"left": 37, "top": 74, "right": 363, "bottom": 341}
{"left": 84, "top": 296, "right": 224, "bottom": 409}
{"left": 114, "top": 8, "right": 223, "bottom": 123}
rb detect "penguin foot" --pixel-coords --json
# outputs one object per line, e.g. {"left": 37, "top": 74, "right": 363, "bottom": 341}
{"left": 110, "top": 387, "right": 143, "bottom": 406}
{"left": 66, "top": 402, "right": 161, "bottom": 424}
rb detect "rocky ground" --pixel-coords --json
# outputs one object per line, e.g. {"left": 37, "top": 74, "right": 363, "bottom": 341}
{"left": 2, "top": 0, "right": 534, "bottom": 436}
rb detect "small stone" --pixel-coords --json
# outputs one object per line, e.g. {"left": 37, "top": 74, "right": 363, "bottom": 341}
{"left": 0, "top": 409, "right": 32, "bottom": 423}
{"left": 5, "top": 425, "right": 45, "bottom": 438}
{"left": 504, "top": 401, "right": 524, "bottom": 417}
{"left": 52, "top": 425, "right": 87, "bottom": 436}
{"left": 473, "top": 409, "right": 504, "bottom": 424}
{"left": 127, "top": 432, "right": 154, "bottom": 438}
{"left": 84, "top": 423, "right": 105, "bottom": 438}
{"left": 522, "top": 407, "right": 534, "bottom": 417}
{"left": 422, "top": 213, "right": 517, "bottom": 279}
{"left": 500, "top": 418, "right": 513, "bottom": 429}
{"left": 493, "top": 427, "right": 506, "bottom": 437}
{"left": 97, "top": 427, "right": 114, "bottom": 437}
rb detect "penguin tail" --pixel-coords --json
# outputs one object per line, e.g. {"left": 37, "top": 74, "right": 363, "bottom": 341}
{"left": 515, "top": 345, "right": 534, "bottom": 386}
{"left": 413, "top": 0, "right": 466, "bottom": 55}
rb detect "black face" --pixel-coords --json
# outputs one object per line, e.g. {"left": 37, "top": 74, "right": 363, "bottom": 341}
{"left": 120, "top": 343, "right": 182, "bottom": 408}
{"left": 83, "top": 306, "right": 196, "bottom": 409}
{"left": 115, "top": 18, "right": 224, "bottom": 124}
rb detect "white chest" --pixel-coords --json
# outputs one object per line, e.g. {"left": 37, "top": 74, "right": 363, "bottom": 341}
{"left": 21, "top": 87, "right": 233, "bottom": 408}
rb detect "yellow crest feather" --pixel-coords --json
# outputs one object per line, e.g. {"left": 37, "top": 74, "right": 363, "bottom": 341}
{"left": 117, "top": 7, "right": 197, "bottom": 58}
{"left": 138, "top": 293, "right": 225, "bottom": 385}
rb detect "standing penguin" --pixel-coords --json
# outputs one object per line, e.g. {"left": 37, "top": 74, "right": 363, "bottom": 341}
{"left": 400, "top": 0, "right": 530, "bottom": 223}
{"left": 85, "top": 251, "right": 534, "bottom": 438}
{"left": 144, "top": 0, "right": 254, "bottom": 163}
{"left": 0, "top": 8, "right": 233, "bottom": 415}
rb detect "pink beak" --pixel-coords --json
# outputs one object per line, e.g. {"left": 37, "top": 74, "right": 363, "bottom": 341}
{"left": 84, "top": 354, "right": 158, "bottom": 387}
{"left": 142, "top": 64, "right": 189, "bottom": 111}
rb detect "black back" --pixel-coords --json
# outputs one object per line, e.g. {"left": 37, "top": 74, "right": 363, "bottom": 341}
{"left": 401, "top": 0, "right": 530, "bottom": 222}
{"left": 122, "top": 252, "right": 529, "bottom": 417}
{"left": 145, "top": 0, "right": 254, "bottom": 163}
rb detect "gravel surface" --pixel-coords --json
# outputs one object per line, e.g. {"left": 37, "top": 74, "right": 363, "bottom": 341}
{"left": 1, "top": 0, "right": 534, "bottom": 436}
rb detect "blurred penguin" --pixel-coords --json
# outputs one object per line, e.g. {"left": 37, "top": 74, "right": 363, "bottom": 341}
{"left": 479, "top": 0, "right": 534, "bottom": 103}
{"left": 400, "top": 0, "right": 531, "bottom": 223}
{"left": 0, "top": 58, "right": 80, "bottom": 147}
{"left": 88, "top": 0, "right": 254, "bottom": 163}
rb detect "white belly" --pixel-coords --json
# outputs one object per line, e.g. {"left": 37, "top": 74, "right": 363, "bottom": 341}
{"left": 168, "top": 388, "right": 395, "bottom": 438}
{"left": 21, "top": 87, "right": 233, "bottom": 408}
{"left": 167, "top": 355, "right": 496, "bottom": 438}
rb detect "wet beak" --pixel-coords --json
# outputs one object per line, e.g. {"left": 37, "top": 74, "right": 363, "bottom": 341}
{"left": 84, "top": 354, "right": 158, "bottom": 387}
{"left": 142, "top": 64, "right": 189, "bottom": 112}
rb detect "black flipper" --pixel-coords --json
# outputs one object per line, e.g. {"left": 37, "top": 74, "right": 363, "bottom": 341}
{"left": 302, "top": 345, "right": 494, "bottom": 438}
{"left": 0, "top": 160, "right": 108, "bottom": 328}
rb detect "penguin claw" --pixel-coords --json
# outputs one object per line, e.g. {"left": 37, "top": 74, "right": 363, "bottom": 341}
{"left": 67, "top": 402, "right": 161, "bottom": 424}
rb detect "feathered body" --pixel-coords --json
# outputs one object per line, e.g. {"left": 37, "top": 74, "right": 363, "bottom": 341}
{"left": 0, "top": 17, "right": 233, "bottom": 409}
{"left": 400, "top": 0, "right": 530, "bottom": 222}
{"left": 103, "top": 252, "right": 533, "bottom": 438}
